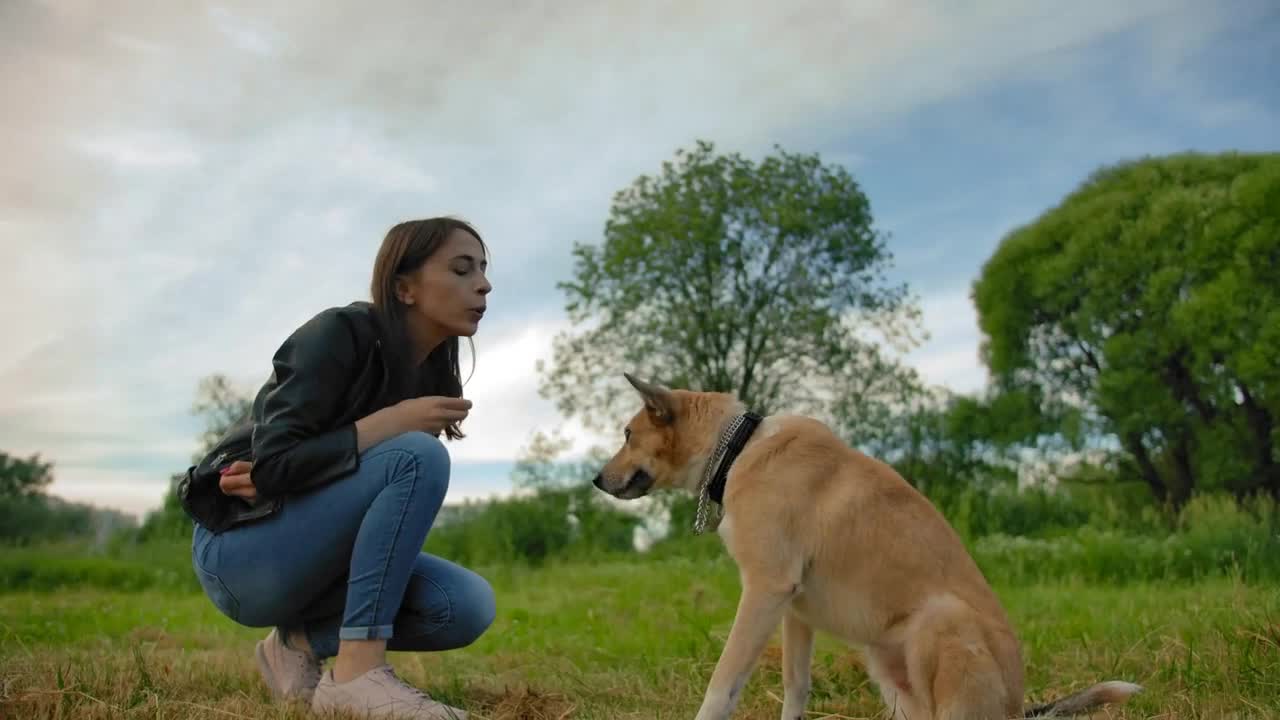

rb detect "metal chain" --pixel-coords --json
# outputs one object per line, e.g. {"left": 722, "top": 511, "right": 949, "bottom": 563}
{"left": 693, "top": 489, "right": 715, "bottom": 534}
{"left": 693, "top": 414, "right": 745, "bottom": 534}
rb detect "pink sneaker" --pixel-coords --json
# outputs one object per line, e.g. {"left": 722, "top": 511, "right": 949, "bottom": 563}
{"left": 255, "top": 628, "right": 322, "bottom": 702}
{"left": 311, "top": 664, "right": 467, "bottom": 719}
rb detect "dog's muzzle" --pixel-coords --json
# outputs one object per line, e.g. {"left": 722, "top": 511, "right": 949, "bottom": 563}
{"left": 593, "top": 468, "right": 654, "bottom": 499}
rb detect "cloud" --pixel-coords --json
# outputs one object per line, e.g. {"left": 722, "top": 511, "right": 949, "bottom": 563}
{"left": 903, "top": 288, "right": 990, "bottom": 395}
{"left": 206, "top": 5, "right": 284, "bottom": 56}
{"left": 72, "top": 132, "right": 204, "bottom": 169}
{"left": 449, "top": 317, "right": 601, "bottom": 463}
{"left": 47, "top": 469, "right": 173, "bottom": 519}
{"left": 1, "top": 0, "right": 1268, "bottom": 516}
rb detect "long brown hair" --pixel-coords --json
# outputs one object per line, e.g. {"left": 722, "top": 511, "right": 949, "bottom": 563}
{"left": 370, "top": 217, "right": 487, "bottom": 440}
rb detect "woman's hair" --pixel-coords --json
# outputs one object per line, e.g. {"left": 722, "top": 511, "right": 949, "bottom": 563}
{"left": 370, "top": 216, "right": 487, "bottom": 440}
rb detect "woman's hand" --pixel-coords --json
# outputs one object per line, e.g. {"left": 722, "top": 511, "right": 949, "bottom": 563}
{"left": 395, "top": 396, "right": 472, "bottom": 435}
{"left": 355, "top": 396, "right": 472, "bottom": 452}
{"left": 219, "top": 460, "right": 257, "bottom": 501}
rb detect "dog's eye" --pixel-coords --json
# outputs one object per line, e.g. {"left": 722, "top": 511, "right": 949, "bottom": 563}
{"left": 624, "top": 427, "right": 631, "bottom": 442}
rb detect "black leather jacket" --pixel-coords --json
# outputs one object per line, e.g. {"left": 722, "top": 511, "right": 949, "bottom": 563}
{"left": 182, "top": 301, "right": 399, "bottom": 532}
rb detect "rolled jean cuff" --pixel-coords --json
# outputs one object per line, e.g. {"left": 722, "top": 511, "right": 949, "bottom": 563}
{"left": 339, "top": 623, "right": 395, "bottom": 641}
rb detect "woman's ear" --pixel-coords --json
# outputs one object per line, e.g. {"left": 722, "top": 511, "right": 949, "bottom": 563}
{"left": 394, "top": 274, "right": 415, "bottom": 306}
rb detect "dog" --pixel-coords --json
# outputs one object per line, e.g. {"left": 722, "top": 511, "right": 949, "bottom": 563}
{"left": 592, "top": 373, "right": 1142, "bottom": 720}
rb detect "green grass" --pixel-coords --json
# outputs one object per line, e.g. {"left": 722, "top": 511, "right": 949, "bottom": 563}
{"left": 2, "top": 549, "right": 1278, "bottom": 719}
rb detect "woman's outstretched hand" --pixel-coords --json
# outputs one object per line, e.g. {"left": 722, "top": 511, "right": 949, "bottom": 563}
{"left": 219, "top": 460, "right": 257, "bottom": 501}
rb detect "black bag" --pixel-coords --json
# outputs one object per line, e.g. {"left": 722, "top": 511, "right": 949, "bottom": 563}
{"left": 177, "top": 419, "right": 276, "bottom": 532}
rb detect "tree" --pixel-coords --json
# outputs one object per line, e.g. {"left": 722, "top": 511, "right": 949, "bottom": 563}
{"left": 138, "top": 373, "right": 255, "bottom": 540}
{"left": 538, "top": 139, "right": 925, "bottom": 435}
{"left": 190, "top": 374, "right": 255, "bottom": 456}
{"left": 0, "top": 452, "right": 58, "bottom": 543}
{"left": 0, "top": 452, "right": 138, "bottom": 543}
{"left": 973, "top": 151, "right": 1280, "bottom": 507}
{"left": 0, "top": 452, "right": 54, "bottom": 498}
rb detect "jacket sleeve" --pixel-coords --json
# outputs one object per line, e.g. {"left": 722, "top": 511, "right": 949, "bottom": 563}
{"left": 249, "top": 309, "right": 363, "bottom": 500}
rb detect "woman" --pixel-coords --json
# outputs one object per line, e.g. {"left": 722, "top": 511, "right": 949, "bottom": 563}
{"left": 186, "top": 217, "right": 495, "bottom": 720}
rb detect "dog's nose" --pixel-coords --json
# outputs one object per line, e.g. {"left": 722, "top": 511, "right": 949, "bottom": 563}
{"left": 592, "top": 474, "right": 603, "bottom": 489}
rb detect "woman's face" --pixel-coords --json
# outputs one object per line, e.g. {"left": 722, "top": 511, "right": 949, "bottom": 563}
{"left": 398, "top": 229, "right": 492, "bottom": 339}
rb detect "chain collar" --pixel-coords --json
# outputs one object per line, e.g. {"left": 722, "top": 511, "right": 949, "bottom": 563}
{"left": 693, "top": 411, "right": 762, "bottom": 534}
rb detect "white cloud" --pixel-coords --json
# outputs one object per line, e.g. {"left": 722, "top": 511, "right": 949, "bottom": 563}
{"left": 73, "top": 133, "right": 203, "bottom": 168}
{"left": 206, "top": 5, "right": 284, "bottom": 56}
{"left": 47, "top": 470, "right": 172, "bottom": 519}
{"left": 450, "top": 319, "right": 601, "bottom": 463}
{"left": 902, "top": 288, "right": 990, "bottom": 395}
{"left": 335, "top": 140, "right": 439, "bottom": 196}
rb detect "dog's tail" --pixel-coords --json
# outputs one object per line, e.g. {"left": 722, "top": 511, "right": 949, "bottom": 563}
{"left": 1022, "top": 680, "right": 1143, "bottom": 717}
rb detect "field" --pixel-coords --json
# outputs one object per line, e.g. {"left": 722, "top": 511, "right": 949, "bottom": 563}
{"left": 2, "top": 539, "right": 1279, "bottom": 719}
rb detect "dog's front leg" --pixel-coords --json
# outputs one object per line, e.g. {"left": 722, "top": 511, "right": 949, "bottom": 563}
{"left": 694, "top": 586, "right": 791, "bottom": 720}
{"left": 780, "top": 610, "right": 813, "bottom": 720}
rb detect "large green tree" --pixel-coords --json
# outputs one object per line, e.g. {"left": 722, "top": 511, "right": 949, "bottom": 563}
{"left": 973, "top": 151, "right": 1280, "bottom": 507}
{"left": 538, "top": 140, "right": 924, "bottom": 434}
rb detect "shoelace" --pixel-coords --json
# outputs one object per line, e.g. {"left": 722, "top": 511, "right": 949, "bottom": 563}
{"left": 380, "top": 666, "right": 436, "bottom": 703}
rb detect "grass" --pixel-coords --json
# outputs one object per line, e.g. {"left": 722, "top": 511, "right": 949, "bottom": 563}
{"left": 2, "top": 549, "right": 1278, "bottom": 719}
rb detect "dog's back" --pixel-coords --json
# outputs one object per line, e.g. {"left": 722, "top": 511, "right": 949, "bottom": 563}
{"left": 725, "top": 414, "right": 1005, "bottom": 604}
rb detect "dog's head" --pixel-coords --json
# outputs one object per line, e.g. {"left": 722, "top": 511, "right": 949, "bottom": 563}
{"left": 592, "top": 372, "right": 733, "bottom": 500}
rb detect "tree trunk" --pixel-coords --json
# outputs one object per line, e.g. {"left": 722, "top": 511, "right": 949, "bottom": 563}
{"left": 1122, "top": 431, "right": 1168, "bottom": 504}
{"left": 1238, "top": 383, "right": 1280, "bottom": 500}
{"left": 1164, "top": 351, "right": 1217, "bottom": 423}
{"left": 1159, "top": 353, "right": 1202, "bottom": 506}
{"left": 1168, "top": 432, "right": 1196, "bottom": 510}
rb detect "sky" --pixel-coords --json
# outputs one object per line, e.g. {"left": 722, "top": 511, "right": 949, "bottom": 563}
{"left": 2, "top": 0, "right": 1277, "bottom": 518}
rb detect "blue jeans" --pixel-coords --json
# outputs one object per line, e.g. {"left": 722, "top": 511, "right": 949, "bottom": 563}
{"left": 191, "top": 431, "right": 495, "bottom": 660}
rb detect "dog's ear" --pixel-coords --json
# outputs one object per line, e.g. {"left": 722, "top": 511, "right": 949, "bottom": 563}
{"left": 624, "top": 372, "right": 675, "bottom": 424}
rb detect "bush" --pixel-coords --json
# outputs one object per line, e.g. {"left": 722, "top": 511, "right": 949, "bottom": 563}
{"left": 971, "top": 493, "right": 1280, "bottom": 584}
{"left": 638, "top": 488, "right": 1279, "bottom": 587}
{"left": 0, "top": 540, "right": 196, "bottom": 593}
{"left": 5, "top": 481, "right": 1274, "bottom": 595}
{"left": 0, "top": 494, "right": 136, "bottom": 545}
{"left": 424, "top": 484, "right": 644, "bottom": 566}
{"left": 938, "top": 484, "right": 1096, "bottom": 540}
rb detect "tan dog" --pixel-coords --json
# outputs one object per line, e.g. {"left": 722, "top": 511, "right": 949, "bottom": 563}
{"left": 592, "top": 374, "right": 1142, "bottom": 720}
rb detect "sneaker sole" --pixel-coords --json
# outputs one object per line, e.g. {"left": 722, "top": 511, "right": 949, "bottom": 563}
{"left": 254, "top": 640, "right": 286, "bottom": 701}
